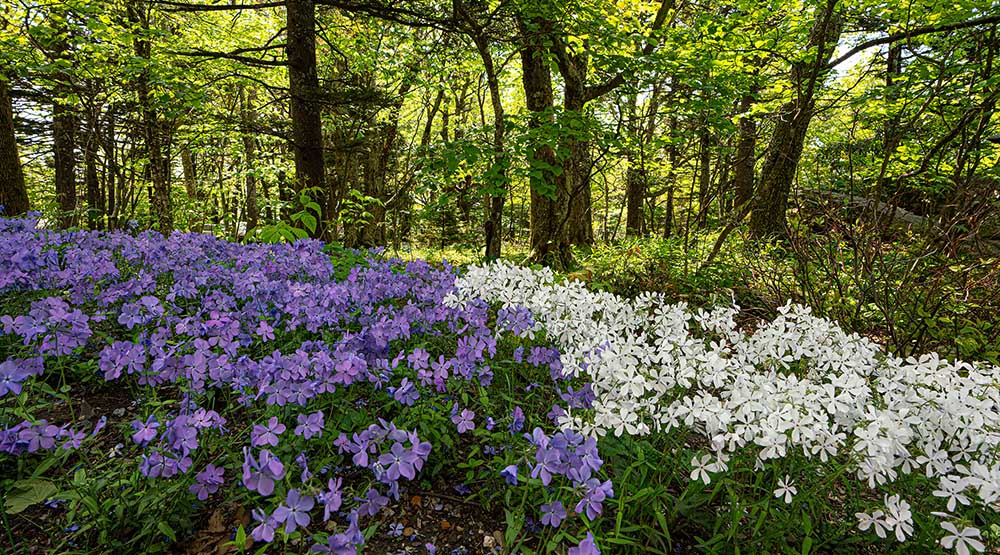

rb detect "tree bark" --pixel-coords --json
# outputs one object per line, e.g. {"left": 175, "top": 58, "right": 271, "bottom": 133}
{"left": 130, "top": 1, "right": 173, "bottom": 234}
{"left": 518, "top": 16, "right": 573, "bottom": 269}
{"left": 181, "top": 145, "right": 198, "bottom": 198}
{"left": 467, "top": 28, "right": 507, "bottom": 260}
{"left": 557, "top": 51, "right": 594, "bottom": 246}
{"left": 53, "top": 97, "right": 77, "bottom": 228}
{"left": 240, "top": 85, "right": 260, "bottom": 230}
{"left": 0, "top": 76, "right": 29, "bottom": 217}
{"left": 84, "top": 105, "right": 102, "bottom": 229}
{"left": 733, "top": 91, "right": 756, "bottom": 210}
{"left": 625, "top": 95, "right": 645, "bottom": 237}
{"left": 750, "top": 0, "right": 843, "bottom": 238}
{"left": 663, "top": 113, "right": 678, "bottom": 238}
{"left": 286, "top": 0, "right": 325, "bottom": 236}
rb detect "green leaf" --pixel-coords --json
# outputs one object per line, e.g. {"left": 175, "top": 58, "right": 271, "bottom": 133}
{"left": 5, "top": 478, "right": 58, "bottom": 514}
{"left": 299, "top": 213, "right": 317, "bottom": 233}
{"left": 157, "top": 521, "right": 177, "bottom": 542}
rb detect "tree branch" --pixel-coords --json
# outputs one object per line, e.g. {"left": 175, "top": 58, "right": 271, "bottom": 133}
{"left": 827, "top": 13, "right": 1000, "bottom": 69}
{"left": 314, "top": 0, "right": 456, "bottom": 31}
{"left": 584, "top": 0, "right": 676, "bottom": 102}
{"left": 149, "top": 0, "right": 286, "bottom": 11}
{"left": 167, "top": 48, "right": 288, "bottom": 67}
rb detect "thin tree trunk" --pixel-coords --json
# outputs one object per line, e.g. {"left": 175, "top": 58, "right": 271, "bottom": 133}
{"left": 85, "top": 105, "right": 102, "bottom": 229}
{"left": 469, "top": 31, "right": 507, "bottom": 260}
{"left": 181, "top": 144, "right": 198, "bottom": 198}
{"left": 625, "top": 94, "right": 646, "bottom": 237}
{"left": 733, "top": 91, "right": 757, "bottom": 210}
{"left": 663, "top": 114, "right": 678, "bottom": 238}
{"left": 696, "top": 125, "right": 712, "bottom": 227}
{"left": 53, "top": 97, "right": 77, "bottom": 228}
{"left": 103, "top": 105, "right": 118, "bottom": 229}
{"left": 240, "top": 86, "right": 259, "bottom": 230}
{"left": 0, "top": 75, "right": 29, "bottom": 216}
{"left": 130, "top": 1, "right": 172, "bottom": 234}
{"left": 563, "top": 76, "right": 594, "bottom": 246}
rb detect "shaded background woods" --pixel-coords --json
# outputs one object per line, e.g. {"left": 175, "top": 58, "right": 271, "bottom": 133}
{"left": 2, "top": 0, "right": 999, "bottom": 357}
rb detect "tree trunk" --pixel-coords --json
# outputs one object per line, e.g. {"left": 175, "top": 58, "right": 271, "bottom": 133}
{"left": 84, "top": 105, "right": 102, "bottom": 229}
{"left": 519, "top": 17, "right": 573, "bottom": 269}
{"left": 733, "top": 91, "right": 757, "bottom": 210}
{"left": 0, "top": 75, "right": 29, "bottom": 217}
{"left": 130, "top": 1, "right": 172, "bottom": 234}
{"left": 286, "top": 0, "right": 325, "bottom": 236}
{"left": 469, "top": 31, "right": 507, "bottom": 260}
{"left": 53, "top": 97, "right": 76, "bottom": 228}
{"left": 663, "top": 114, "right": 678, "bottom": 238}
{"left": 625, "top": 94, "right": 646, "bottom": 237}
{"left": 750, "top": 0, "right": 843, "bottom": 238}
{"left": 181, "top": 145, "right": 198, "bottom": 198}
{"left": 102, "top": 105, "right": 118, "bottom": 229}
{"left": 240, "top": 86, "right": 259, "bottom": 230}
{"left": 696, "top": 125, "right": 712, "bottom": 226}
{"left": 562, "top": 67, "right": 593, "bottom": 246}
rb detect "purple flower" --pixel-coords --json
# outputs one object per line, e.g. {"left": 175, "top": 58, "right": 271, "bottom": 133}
{"left": 510, "top": 406, "right": 525, "bottom": 433}
{"left": 189, "top": 464, "right": 225, "bottom": 500}
{"left": 501, "top": 464, "right": 518, "bottom": 485}
{"left": 190, "top": 409, "right": 225, "bottom": 429}
{"left": 407, "top": 348, "right": 429, "bottom": 371}
{"left": 60, "top": 428, "right": 86, "bottom": 450}
{"left": 273, "top": 488, "right": 314, "bottom": 534}
{"left": 318, "top": 477, "right": 343, "bottom": 521}
{"left": 0, "top": 357, "right": 42, "bottom": 396}
{"left": 392, "top": 377, "right": 420, "bottom": 406}
{"left": 311, "top": 533, "right": 357, "bottom": 554}
{"left": 256, "top": 321, "right": 275, "bottom": 342}
{"left": 131, "top": 416, "right": 160, "bottom": 446}
{"left": 242, "top": 449, "right": 285, "bottom": 496}
{"left": 575, "top": 479, "right": 614, "bottom": 520}
{"left": 294, "top": 411, "right": 324, "bottom": 439}
{"left": 452, "top": 409, "right": 475, "bottom": 434}
{"left": 251, "top": 416, "right": 286, "bottom": 447}
{"left": 251, "top": 508, "right": 278, "bottom": 542}
{"left": 531, "top": 448, "right": 565, "bottom": 486}
{"left": 357, "top": 488, "right": 389, "bottom": 518}
{"left": 541, "top": 501, "right": 567, "bottom": 527}
{"left": 568, "top": 532, "right": 600, "bottom": 555}
{"left": 378, "top": 442, "right": 419, "bottom": 481}
{"left": 90, "top": 415, "right": 107, "bottom": 438}
{"left": 166, "top": 416, "right": 198, "bottom": 454}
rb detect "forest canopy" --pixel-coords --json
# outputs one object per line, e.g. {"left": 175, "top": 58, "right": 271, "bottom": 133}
{"left": 2, "top": 0, "right": 997, "bottom": 269}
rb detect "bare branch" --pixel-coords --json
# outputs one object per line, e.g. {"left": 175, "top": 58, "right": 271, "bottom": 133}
{"left": 827, "top": 13, "right": 1000, "bottom": 69}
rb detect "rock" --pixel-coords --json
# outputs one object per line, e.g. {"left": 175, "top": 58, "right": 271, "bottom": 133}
{"left": 112, "top": 407, "right": 125, "bottom": 417}
{"left": 483, "top": 535, "right": 496, "bottom": 549}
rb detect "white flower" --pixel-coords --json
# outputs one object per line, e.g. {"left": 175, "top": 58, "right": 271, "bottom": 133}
{"left": 939, "top": 522, "right": 985, "bottom": 555}
{"left": 933, "top": 476, "right": 971, "bottom": 512}
{"left": 773, "top": 475, "right": 797, "bottom": 504}
{"left": 856, "top": 510, "right": 889, "bottom": 539}
{"left": 690, "top": 454, "right": 712, "bottom": 485}
{"left": 883, "top": 494, "right": 913, "bottom": 542}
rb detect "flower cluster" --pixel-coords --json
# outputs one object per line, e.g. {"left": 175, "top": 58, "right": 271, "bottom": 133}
{"left": 449, "top": 261, "right": 1000, "bottom": 551}
{"left": 0, "top": 221, "right": 589, "bottom": 552}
